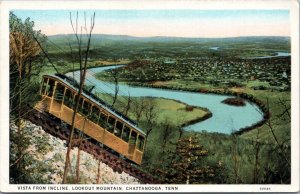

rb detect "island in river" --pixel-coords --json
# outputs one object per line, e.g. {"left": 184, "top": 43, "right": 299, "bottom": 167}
{"left": 221, "top": 97, "right": 246, "bottom": 106}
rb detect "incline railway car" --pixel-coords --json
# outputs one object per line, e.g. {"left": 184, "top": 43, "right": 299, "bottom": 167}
{"left": 34, "top": 74, "right": 146, "bottom": 165}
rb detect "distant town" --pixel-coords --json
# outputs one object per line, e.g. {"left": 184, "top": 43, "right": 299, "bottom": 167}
{"left": 102, "top": 56, "right": 290, "bottom": 92}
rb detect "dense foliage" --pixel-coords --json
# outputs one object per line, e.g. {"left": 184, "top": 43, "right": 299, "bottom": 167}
{"left": 9, "top": 12, "right": 47, "bottom": 183}
{"left": 9, "top": 12, "right": 47, "bottom": 117}
{"left": 159, "top": 137, "right": 224, "bottom": 184}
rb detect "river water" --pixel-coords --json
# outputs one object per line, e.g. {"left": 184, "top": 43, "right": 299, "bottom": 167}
{"left": 250, "top": 52, "right": 291, "bottom": 59}
{"left": 209, "top": 47, "right": 220, "bottom": 51}
{"left": 67, "top": 66, "right": 264, "bottom": 134}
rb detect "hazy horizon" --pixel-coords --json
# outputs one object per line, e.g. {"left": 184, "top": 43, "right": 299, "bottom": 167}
{"left": 13, "top": 10, "right": 290, "bottom": 38}
{"left": 48, "top": 33, "right": 290, "bottom": 39}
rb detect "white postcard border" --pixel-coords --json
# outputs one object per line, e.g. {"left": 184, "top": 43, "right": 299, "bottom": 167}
{"left": 0, "top": 0, "right": 299, "bottom": 192}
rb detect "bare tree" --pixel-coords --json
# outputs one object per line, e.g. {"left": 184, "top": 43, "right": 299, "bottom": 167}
{"left": 161, "top": 118, "right": 174, "bottom": 153}
{"left": 144, "top": 98, "right": 158, "bottom": 138}
{"left": 266, "top": 98, "right": 291, "bottom": 167}
{"left": 177, "top": 126, "right": 185, "bottom": 140}
{"left": 176, "top": 113, "right": 187, "bottom": 140}
{"left": 276, "top": 98, "right": 291, "bottom": 120}
{"left": 75, "top": 116, "right": 89, "bottom": 183}
{"left": 231, "top": 134, "right": 241, "bottom": 184}
{"left": 67, "top": 40, "right": 75, "bottom": 79}
{"left": 62, "top": 11, "right": 95, "bottom": 184}
{"left": 132, "top": 97, "right": 146, "bottom": 126}
{"left": 96, "top": 160, "right": 101, "bottom": 183}
{"left": 111, "top": 69, "right": 119, "bottom": 107}
{"left": 123, "top": 91, "right": 132, "bottom": 117}
{"left": 252, "top": 127, "right": 261, "bottom": 184}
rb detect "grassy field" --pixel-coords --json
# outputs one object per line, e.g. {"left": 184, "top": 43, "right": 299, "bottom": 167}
{"left": 149, "top": 97, "right": 208, "bottom": 124}
{"left": 38, "top": 59, "right": 130, "bottom": 76}
{"left": 239, "top": 89, "right": 290, "bottom": 142}
{"left": 96, "top": 93, "right": 210, "bottom": 126}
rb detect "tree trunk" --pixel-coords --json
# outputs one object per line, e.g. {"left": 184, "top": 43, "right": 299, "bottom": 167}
{"left": 96, "top": 160, "right": 101, "bottom": 184}
{"left": 266, "top": 98, "right": 290, "bottom": 167}
{"left": 62, "top": 12, "right": 95, "bottom": 184}
{"left": 76, "top": 148, "right": 81, "bottom": 183}
{"left": 232, "top": 135, "right": 240, "bottom": 184}
{"left": 75, "top": 116, "right": 88, "bottom": 183}
{"left": 253, "top": 128, "right": 260, "bottom": 184}
{"left": 112, "top": 70, "right": 119, "bottom": 107}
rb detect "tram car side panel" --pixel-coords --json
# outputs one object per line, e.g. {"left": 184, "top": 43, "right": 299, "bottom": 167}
{"left": 35, "top": 75, "right": 146, "bottom": 165}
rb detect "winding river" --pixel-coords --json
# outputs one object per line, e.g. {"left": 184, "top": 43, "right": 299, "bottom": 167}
{"left": 67, "top": 65, "right": 264, "bottom": 134}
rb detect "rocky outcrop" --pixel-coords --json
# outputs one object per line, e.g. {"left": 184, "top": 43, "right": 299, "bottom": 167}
{"left": 10, "top": 120, "right": 140, "bottom": 184}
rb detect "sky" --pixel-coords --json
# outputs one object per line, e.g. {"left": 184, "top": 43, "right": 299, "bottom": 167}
{"left": 12, "top": 10, "right": 290, "bottom": 38}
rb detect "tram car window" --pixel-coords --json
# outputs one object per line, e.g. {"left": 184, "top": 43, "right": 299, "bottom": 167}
{"left": 99, "top": 112, "right": 108, "bottom": 127}
{"left": 41, "top": 77, "right": 48, "bottom": 95}
{"left": 77, "top": 97, "right": 84, "bottom": 115}
{"left": 54, "top": 83, "right": 64, "bottom": 103}
{"left": 64, "top": 89, "right": 74, "bottom": 108}
{"left": 107, "top": 116, "right": 115, "bottom": 133}
{"left": 89, "top": 106, "right": 100, "bottom": 124}
{"left": 82, "top": 100, "right": 91, "bottom": 116}
{"left": 129, "top": 131, "right": 137, "bottom": 145}
{"left": 71, "top": 95, "right": 76, "bottom": 108}
{"left": 137, "top": 136, "right": 145, "bottom": 151}
{"left": 114, "top": 121, "right": 123, "bottom": 137}
{"left": 46, "top": 79, "right": 55, "bottom": 97}
{"left": 121, "top": 126, "right": 130, "bottom": 142}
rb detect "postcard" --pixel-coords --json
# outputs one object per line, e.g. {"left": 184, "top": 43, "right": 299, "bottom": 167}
{"left": 0, "top": 0, "right": 299, "bottom": 192}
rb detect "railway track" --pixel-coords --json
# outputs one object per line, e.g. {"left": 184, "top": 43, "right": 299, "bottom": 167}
{"left": 25, "top": 109, "right": 158, "bottom": 184}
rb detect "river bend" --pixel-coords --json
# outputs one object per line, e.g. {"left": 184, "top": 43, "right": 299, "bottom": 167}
{"left": 67, "top": 65, "right": 264, "bottom": 134}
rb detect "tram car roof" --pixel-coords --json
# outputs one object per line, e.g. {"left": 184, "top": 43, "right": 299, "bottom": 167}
{"left": 45, "top": 73, "right": 146, "bottom": 136}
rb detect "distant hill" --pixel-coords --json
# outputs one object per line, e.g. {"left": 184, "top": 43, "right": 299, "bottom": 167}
{"left": 47, "top": 34, "right": 290, "bottom": 59}
{"left": 49, "top": 34, "right": 290, "bottom": 45}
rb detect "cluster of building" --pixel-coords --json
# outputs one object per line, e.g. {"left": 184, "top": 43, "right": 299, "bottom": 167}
{"left": 115, "top": 56, "right": 291, "bottom": 91}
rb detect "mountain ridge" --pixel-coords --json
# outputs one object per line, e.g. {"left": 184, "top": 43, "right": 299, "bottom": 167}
{"left": 48, "top": 33, "right": 290, "bottom": 43}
